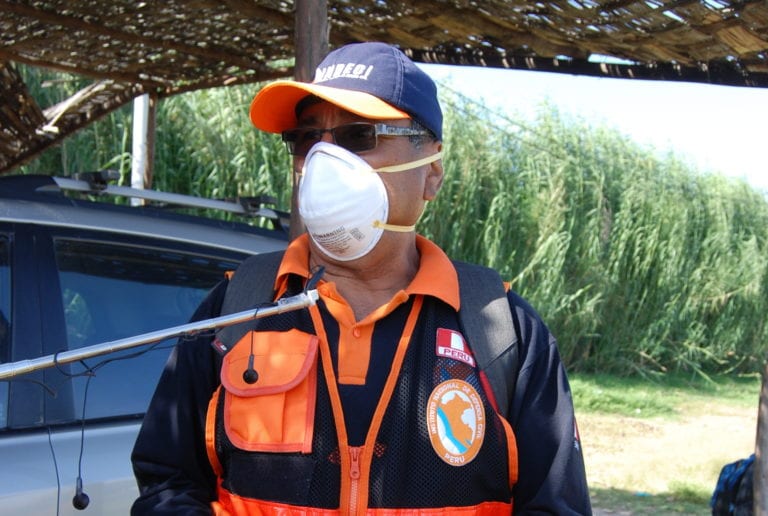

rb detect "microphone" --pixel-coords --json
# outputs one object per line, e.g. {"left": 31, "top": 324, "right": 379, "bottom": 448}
{"left": 72, "top": 476, "right": 90, "bottom": 510}
{"left": 72, "top": 374, "right": 94, "bottom": 510}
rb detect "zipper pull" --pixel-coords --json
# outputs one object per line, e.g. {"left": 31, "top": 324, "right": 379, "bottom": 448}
{"left": 349, "top": 446, "right": 361, "bottom": 480}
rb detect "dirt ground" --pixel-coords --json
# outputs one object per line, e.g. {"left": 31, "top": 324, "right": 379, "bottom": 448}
{"left": 579, "top": 400, "right": 757, "bottom": 511}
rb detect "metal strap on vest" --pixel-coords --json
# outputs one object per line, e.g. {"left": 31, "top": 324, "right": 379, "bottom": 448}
{"left": 216, "top": 253, "right": 519, "bottom": 419}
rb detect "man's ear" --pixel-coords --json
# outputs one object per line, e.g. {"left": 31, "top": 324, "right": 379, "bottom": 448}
{"left": 423, "top": 142, "right": 444, "bottom": 201}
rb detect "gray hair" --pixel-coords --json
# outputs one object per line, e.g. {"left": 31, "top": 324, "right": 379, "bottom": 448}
{"left": 409, "top": 119, "right": 439, "bottom": 148}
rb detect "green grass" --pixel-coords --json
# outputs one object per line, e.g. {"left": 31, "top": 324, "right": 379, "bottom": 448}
{"left": 570, "top": 372, "right": 760, "bottom": 418}
{"left": 590, "top": 486, "right": 711, "bottom": 515}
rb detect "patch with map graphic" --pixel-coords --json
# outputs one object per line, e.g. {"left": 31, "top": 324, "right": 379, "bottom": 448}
{"left": 426, "top": 379, "right": 485, "bottom": 466}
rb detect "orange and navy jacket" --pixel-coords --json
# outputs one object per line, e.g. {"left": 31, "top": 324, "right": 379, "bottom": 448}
{"left": 131, "top": 235, "right": 592, "bottom": 515}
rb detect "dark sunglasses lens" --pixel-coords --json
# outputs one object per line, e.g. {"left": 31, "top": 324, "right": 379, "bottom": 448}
{"left": 283, "top": 128, "right": 322, "bottom": 156}
{"left": 334, "top": 124, "right": 377, "bottom": 153}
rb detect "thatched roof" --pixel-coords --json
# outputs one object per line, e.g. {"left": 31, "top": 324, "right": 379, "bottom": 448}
{"left": 2, "top": 0, "right": 767, "bottom": 173}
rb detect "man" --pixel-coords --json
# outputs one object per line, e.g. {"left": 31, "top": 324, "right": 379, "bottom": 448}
{"left": 131, "top": 42, "right": 591, "bottom": 515}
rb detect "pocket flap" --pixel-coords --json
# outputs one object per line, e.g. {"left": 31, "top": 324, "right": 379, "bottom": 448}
{"left": 221, "top": 329, "right": 318, "bottom": 397}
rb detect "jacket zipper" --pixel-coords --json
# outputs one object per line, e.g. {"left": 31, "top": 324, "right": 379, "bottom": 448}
{"left": 308, "top": 299, "right": 424, "bottom": 515}
{"left": 348, "top": 446, "right": 362, "bottom": 515}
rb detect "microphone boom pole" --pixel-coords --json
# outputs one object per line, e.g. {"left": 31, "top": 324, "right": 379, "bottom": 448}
{"left": 0, "top": 290, "right": 319, "bottom": 380}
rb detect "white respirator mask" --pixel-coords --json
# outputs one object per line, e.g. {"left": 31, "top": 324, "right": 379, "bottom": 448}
{"left": 298, "top": 142, "right": 442, "bottom": 261}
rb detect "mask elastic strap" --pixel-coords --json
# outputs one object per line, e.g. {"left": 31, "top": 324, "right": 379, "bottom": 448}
{"left": 374, "top": 151, "right": 442, "bottom": 173}
{"left": 373, "top": 220, "right": 416, "bottom": 232}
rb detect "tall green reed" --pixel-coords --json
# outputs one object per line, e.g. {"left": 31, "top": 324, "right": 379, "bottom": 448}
{"left": 151, "top": 85, "right": 291, "bottom": 207}
{"left": 423, "top": 91, "right": 767, "bottom": 375}
{"left": 18, "top": 66, "right": 133, "bottom": 176}
{"left": 16, "top": 66, "right": 768, "bottom": 376}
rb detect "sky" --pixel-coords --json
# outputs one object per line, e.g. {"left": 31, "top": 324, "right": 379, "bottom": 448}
{"left": 420, "top": 63, "right": 767, "bottom": 193}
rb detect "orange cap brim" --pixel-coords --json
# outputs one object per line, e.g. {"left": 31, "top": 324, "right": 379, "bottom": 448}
{"left": 249, "top": 81, "right": 410, "bottom": 133}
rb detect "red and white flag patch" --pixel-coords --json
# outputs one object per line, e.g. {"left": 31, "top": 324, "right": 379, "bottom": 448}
{"left": 435, "top": 328, "right": 475, "bottom": 367}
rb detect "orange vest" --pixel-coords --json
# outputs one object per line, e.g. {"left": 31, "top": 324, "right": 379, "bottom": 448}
{"left": 205, "top": 299, "right": 518, "bottom": 515}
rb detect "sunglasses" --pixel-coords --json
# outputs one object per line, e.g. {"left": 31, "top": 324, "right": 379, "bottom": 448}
{"left": 281, "top": 122, "right": 429, "bottom": 157}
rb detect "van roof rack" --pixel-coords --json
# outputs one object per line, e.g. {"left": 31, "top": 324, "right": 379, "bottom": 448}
{"left": 35, "top": 171, "right": 289, "bottom": 232}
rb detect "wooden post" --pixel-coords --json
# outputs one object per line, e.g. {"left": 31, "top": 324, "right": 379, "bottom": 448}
{"left": 289, "top": 0, "right": 328, "bottom": 240}
{"left": 295, "top": 0, "right": 329, "bottom": 83}
{"left": 756, "top": 360, "right": 768, "bottom": 515}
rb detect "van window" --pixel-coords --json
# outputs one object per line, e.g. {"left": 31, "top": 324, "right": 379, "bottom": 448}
{"left": 53, "top": 238, "right": 239, "bottom": 421}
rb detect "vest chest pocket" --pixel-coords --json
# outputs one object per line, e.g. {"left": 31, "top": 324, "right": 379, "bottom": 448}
{"left": 220, "top": 329, "right": 318, "bottom": 453}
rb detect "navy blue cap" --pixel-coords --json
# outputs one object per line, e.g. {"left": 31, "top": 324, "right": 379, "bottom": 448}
{"left": 250, "top": 42, "right": 443, "bottom": 140}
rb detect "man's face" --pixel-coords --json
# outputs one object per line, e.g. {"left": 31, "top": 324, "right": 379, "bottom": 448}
{"left": 293, "top": 100, "right": 443, "bottom": 228}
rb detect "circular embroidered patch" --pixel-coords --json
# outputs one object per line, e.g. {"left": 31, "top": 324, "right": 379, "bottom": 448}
{"left": 426, "top": 379, "right": 485, "bottom": 466}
